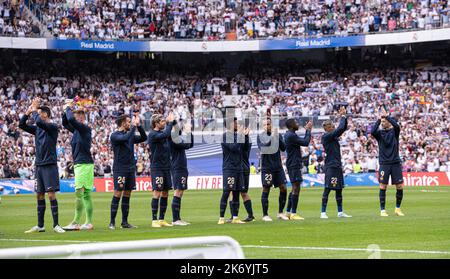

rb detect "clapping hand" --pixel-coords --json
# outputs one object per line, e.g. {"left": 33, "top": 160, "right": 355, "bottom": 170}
{"left": 305, "top": 121, "right": 313, "bottom": 130}
{"left": 338, "top": 106, "right": 346, "bottom": 116}
{"left": 166, "top": 112, "right": 175, "bottom": 123}
{"left": 132, "top": 115, "right": 141, "bottom": 126}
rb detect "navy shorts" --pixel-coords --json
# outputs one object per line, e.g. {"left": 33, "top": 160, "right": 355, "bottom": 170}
{"left": 324, "top": 167, "right": 344, "bottom": 190}
{"left": 287, "top": 167, "right": 303, "bottom": 184}
{"left": 172, "top": 170, "right": 188, "bottom": 191}
{"left": 113, "top": 171, "right": 136, "bottom": 191}
{"left": 379, "top": 164, "right": 404, "bottom": 185}
{"left": 261, "top": 170, "right": 287, "bottom": 188}
{"left": 35, "top": 164, "right": 60, "bottom": 193}
{"left": 223, "top": 171, "right": 244, "bottom": 192}
{"left": 241, "top": 172, "right": 250, "bottom": 193}
{"left": 151, "top": 169, "right": 173, "bottom": 191}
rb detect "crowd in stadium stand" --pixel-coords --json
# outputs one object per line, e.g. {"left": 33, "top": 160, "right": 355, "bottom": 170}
{"left": 11, "top": 0, "right": 450, "bottom": 40}
{"left": 0, "top": 0, "right": 41, "bottom": 37}
{"left": 0, "top": 57, "right": 448, "bottom": 179}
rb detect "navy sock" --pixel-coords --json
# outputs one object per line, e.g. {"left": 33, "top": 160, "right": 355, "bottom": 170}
{"left": 159, "top": 197, "right": 168, "bottom": 220}
{"left": 231, "top": 191, "right": 240, "bottom": 217}
{"left": 286, "top": 192, "right": 293, "bottom": 212}
{"left": 172, "top": 196, "right": 181, "bottom": 222}
{"left": 121, "top": 196, "right": 130, "bottom": 224}
{"left": 379, "top": 189, "right": 386, "bottom": 210}
{"left": 110, "top": 196, "right": 120, "bottom": 224}
{"left": 291, "top": 194, "right": 299, "bottom": 214}
{"left": 261, "top": 191, "right": 269, "bottom": 216}
{"left": 229, "top": 200, "right": 233, "bottom": 218}
{"left": 396, "top": 189, "right": 403, "bottom": 208}
{"left": 50, "top": 199, "right": 59, "bottom": 227}
{"left": 278, "top": 191, "right": 287, "bottom": 213}
{"left": 37, "top": 199, "right": 46, "bottom": 228}
{"left": 244, "top": 200, "right": 253, "bottom": 218}
{"left": 151, "top": 198, "right": 159, "bottom": 220}
{"left": 336, "top": 189, "right": 343, "bottom": 212}
{"left": 220, "top": 191, "right": 229, "bottom": 218}
{"left": 322, "top": 188, "right": 331, "bottom": 213}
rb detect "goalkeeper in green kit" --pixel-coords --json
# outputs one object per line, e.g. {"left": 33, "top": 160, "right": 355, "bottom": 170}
{"left": 62, "top": 101, "right": 94, "bottom": 230}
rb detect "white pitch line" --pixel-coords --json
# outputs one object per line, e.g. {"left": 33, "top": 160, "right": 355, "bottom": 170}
{"left": 241, "top": 245, "right": 450, "bottom": 255}
{"left": 0, "top": 239, "right": 95, "bottom": 243}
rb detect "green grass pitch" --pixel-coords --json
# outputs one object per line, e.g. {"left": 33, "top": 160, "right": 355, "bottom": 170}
{"left": 1, "top": 186, "right": 449, "bottom": 259}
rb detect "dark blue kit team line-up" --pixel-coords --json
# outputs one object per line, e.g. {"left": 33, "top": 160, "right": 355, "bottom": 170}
{"left": 19, "top": 111, "right": 403, "bottom": 219}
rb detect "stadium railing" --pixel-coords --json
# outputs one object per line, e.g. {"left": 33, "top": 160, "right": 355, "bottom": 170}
{"left": 0, "top": 236, "right": 245, "bottom": 259}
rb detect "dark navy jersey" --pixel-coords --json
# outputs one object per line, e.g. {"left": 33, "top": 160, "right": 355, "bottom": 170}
{"left": 62, "top": 108, "right": 94, "bottom": 165}
{"left": 241, "top": 135, "right": 251, "bottom": 173}
{"left": 147, "top": 122, "right": 174, "bottom": 171}
{"left": 221, "top": 131, "right": 243, "bottom": 172}
{"left": 110, "top": 126, "right": 147, "bottom": 172}
{"left": 169, "top": 133, "right": 194, "bottom": 171}
{"left": 321, "top": 117, "right": 348, "bottom": 169}
{"left": 371, "top": 117, "right": 401, "bottom": 165}
{"left": 19, "top": 112, "right": 58, "bottom": 166}
{"left": 257, "top": 132, "right": 286, "bottom": 172}
{"left": 284, "top": 129, "right": 311, "bottom": 169}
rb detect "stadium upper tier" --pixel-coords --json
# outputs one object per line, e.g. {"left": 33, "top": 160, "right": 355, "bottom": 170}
{"left": 1, "top": 0, "right": 449, "bottom": 41}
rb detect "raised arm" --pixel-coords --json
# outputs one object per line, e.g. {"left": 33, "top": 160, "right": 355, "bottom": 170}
{"left": 33, "top": 112, "right": 58, "bottom": 133}
{"left": 370, "top": 119, "right": 381, "bottom": 140}
{"left": 134, "top": 126, "right": 148, "bottom": 144}
{"left": 330, "top": 117, "right": 348, "bottom": 139}
{"left": 279, "top": 134, "right": 286, "bottom": 152}
{"left": 18, "top": 114, "right": 36, "bottom": 135}
{"left": 110, "top": 126, "right": 136, "bottom": 143}
{"left": 62, "top": 112, "right": 75, "bottom": 133}
{"left": 66, "top": 108, "right": 90, "bottom": 133}
{"left": 386, "top": 116, "right": 400, "bottom": 138}
{"left": 242, "top": 134, "right": 252, "bottom": 153}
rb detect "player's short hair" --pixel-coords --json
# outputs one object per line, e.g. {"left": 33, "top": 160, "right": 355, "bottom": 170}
{"left": 151, "top": 114, "right": 164, "bottom": 129}
{"left": 73, "top": 109, "right": 85, "bottom": 115}
{"left": 322, "top": 120, "right": 333, "bottom": 128}
{"left": 38, "top": 106, "right": 51, "bottom": 118}
{"left": 285, "top": 118, "right": 297, "bottom": 130}
{"left": 116, "top": 114, "right": 129, "bottom": 127}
